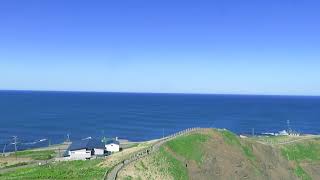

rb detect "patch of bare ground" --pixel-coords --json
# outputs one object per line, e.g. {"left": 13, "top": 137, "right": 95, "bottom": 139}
{"left": 245, "top": 141, "right": 298, "bottom": 180}
{"left": 188, "top": 129, "right": 257, "bottom": 180}
{"left": 192, "top": 129, "right": 299, "bottom": 180}
{"left": 117, "top": 152, "right": 173, "bottom": 180}
{"left": 300, "top": 161, "right": 320, "bottom": 179}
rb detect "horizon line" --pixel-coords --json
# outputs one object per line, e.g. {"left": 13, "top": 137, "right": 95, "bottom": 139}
{"left": 0, "top": 89, "right": 319, "bottom": 98}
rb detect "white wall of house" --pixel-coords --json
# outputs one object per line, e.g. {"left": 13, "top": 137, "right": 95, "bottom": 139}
{"left": 69, "top": 149, "right": 92, "bottom": 159}
{"left": 94, "top": 148, "right": 105, "bottom": 155}
{"left": 106, "top": 143, "right": 119, "bottom": 152}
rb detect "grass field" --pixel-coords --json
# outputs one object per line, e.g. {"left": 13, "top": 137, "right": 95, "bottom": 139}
{"left": 13, "top": 150, "right": 56, "bottom": 160}
{"left": 0, "top": 159, "right": 107, "bottom": 180}
{"left": 0, "top": 150, "right": 56, "bottom": 169}
{"left": 166, "top": 133, "right": 210, "bottom": 164}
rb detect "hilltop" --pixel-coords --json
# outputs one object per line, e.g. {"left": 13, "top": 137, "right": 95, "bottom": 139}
{"left": 117, "top": 128, "right": 320, "bottom": 180}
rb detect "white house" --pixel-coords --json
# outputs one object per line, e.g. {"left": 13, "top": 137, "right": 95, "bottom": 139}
{"left": 66, "top": 138, "right": 106, "bottom": 159}
{"left": 105, "top": 140, "right": 120, "bottom": 152}
{"left": 68, "top": 149, "right": 92, "bottom": 160}
{"left": 94, "top": 148, "right": 105, "bottom": 155}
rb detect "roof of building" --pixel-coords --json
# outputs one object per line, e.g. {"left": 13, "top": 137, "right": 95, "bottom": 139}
{"left": 69, "top": 138, "right": 105, "bottom": 151}
{"left": 106, "top": 139, "right": 120, "bottom": 145}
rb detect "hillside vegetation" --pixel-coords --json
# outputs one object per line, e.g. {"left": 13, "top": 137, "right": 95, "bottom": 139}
{"left": 118, "top": 128, "right": 320, "bottom": 180}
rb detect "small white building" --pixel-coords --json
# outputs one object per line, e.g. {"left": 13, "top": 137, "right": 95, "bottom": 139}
{"left": 68, "top": 149, "right": 92, "bottom": 160}
{"left": 66, "top": 138, "right": 106, "bottom": 160}
{"left": 105, "top": 140, "right": 120, "bottom": 152}
{"left": 94, "top": 148, "right": 105, "bottom": 155}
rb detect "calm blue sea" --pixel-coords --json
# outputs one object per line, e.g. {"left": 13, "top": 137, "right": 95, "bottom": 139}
{"left": 1, "top": 90, "right": 320, "bottom": 151}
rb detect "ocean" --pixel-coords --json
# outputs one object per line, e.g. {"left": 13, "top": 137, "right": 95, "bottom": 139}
{"left": 0, "top": 90, "right": 320, "bottom": 151}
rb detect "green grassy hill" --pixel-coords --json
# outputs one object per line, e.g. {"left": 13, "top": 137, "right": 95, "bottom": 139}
{"left": 118, "top": 129, "right": 320, "bottom": 180}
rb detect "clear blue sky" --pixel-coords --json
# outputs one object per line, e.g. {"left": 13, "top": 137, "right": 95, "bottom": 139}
{"left": 1, "top": 0, "right": 320, "bottom": 95}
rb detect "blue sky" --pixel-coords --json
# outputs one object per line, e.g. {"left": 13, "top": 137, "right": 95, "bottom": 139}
{"left": 1, "top": 0, "right": 320, "bottom": 95}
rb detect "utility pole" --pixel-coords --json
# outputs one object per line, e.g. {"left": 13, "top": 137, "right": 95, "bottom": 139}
{"left": 252, "top": 128, "right": 255, "bottom": 137}
{"left": 13, "top": 136, "right": 18, "bottom": 160}
{"left": 2, "top": 144, "right": 7, "bottom": 156}
{"left": 162, "top": 128, "right": 164, "bottom": 139}
{"left": 287, "top": 120, "right": 291, "bottom": 133}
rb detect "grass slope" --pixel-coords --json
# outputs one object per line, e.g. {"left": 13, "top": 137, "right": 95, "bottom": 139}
{"left": 281, "top": 142, "right": 320, "bottom": 161}
{"left": 155, "top": 147, "right": 188, "bottom": 180}
{"left": 221, "top": 130, "right": 255, "bottom": 161}
{"left": 166, "top": 133, "right": 210, "bottom": 164}
{"left": 281, "top": 141, "right": 320, "bottom": 180}
{"left": 294, "top": 165, "right": 312, "bottom": 180}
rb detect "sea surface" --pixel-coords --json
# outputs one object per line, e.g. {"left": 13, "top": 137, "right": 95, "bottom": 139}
{"left": 0, "top": 90, "right": 320, "bottom": 151}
